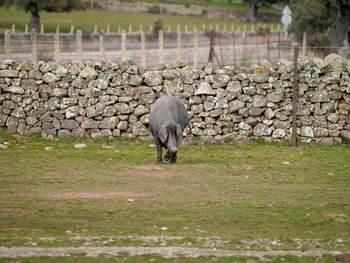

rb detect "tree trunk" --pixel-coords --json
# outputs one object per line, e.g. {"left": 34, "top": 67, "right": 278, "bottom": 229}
{"left": 328, "top": 2, "right": 350, "bottom": 51}
{"left": 246, "top": 0, "right": 258, "bottom": 22}
{"left": 29, "top": 3, "right": 40, "bottom": 32}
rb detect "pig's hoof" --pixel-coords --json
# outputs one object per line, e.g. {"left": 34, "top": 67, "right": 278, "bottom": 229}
{"left": 156, "top": 160, "right": 163, "bottom": 165}
{"left": 164, "top": 153, "right": 171, "bottom": 162}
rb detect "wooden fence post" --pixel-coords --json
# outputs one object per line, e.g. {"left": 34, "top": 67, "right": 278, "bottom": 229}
{"left": 223, "top": 23, "right": 227, "bottom": 32}
{"left": 11, "top": 24, "right": 15, "bottom": 34}
{"left": 100, "top": 29, "right": 105, "bottom": 62}
{"left": 215, "top": 23, "right": 219, "bottom": 32}
{"left": 55, "top": 26, "right": 60, "bottom": 63}
{"left": 106, "top": 24, "right": 110, "bottom": 34}
{"left": 302, "top": 32, "right": 308, "bottom": 56}
{"left": 177, "top": 26, "right": 182, "bottom": 61}
{"left": 140, "top": 24, "right": 143, "bottom": 32}
{"left": 194, "top": 30, "right": 198, "bottom": 67}
{"left": 168, "top": 25, "right": 171, "bottom": 32}
{"left": 25, "top": 24, "right": 28, "bottom": 34}
{"left": 40, "top": 24, "right": 44, "bottom": 34}
{"left": 141, "top": 31, "right": 146, "bottom": 68}
{"left": 76, "top": 30, "right": 82, "bottom": 64}
{"left": 292, "top": 43, "right": 299, "bottom": 147}
{"left": 202, "top": 24, "right": 206, "bottom": 31}
{"left": 70, "top": 25, "right": 75, "bottom": 34}
{"left": 129, "top": 24, "right": 133, "bottom": 33}
{"left": 121, "top": 30, "right": 126, "bottom": 59}
{"left": 159, "top": 30, "right": 164, "bottom": 64}
{"left": 5, "top": 30, "right": 11, "bottom": 60}
{"left": 231, "top": 23, "right": 234, "bottom": 32}
{"left": 267, "top": 31, "right": 270, "bottom": 61}
{"left": 185, "top": 25, "right": 188, "bottom": 34}
{"left": 94, "top": 25, "right": 97, "bottom": 34}
{"left": 31, "top": 29, "right": 37, "bottom": 64}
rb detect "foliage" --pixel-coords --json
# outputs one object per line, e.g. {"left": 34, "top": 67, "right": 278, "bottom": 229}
{"left": 289, "top": 0, "right": 334, "bottom": 35}
{"left": 290, "top": 0, "right": 350, "bottom": 49}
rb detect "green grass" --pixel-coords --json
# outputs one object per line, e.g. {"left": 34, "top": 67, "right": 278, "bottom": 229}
{"left": 0, "top": 128, "right": 349, "bottom": 261}
{"left": 0, "top": 255, "right": 339, "bottom": 263}
{"left": 0, "top": 7, "right": 279, "bottom": 33}
{"left": 0, "top": 128, "right": 349, "bottom": 240}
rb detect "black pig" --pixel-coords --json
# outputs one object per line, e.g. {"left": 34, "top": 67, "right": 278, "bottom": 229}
{"left": 149, "top": 96, "right": 189, "bottom": 164}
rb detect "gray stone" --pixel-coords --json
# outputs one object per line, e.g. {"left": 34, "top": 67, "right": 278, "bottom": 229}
{"left": 164, "top": 80, "right": 183, "bottom": 95}
{"left": 11, "top": 107, "right": 25, "bottom": 118}
{"left": 205, "top": 74, "right": 230, "bottom": 85}
{"left": 324, "top": 53, "right": 345, "bottom": 74}
{"left": 0, "top": 70, "right": 19, "bottom": 78}
{"left": 132, "top": 122, "right": 150, "bottom": 136}
{"left": 66, "top": 106, "right": 79, "bottom": 119}
{"left": 139, "top": 93, "right": 155, "bottom": 105}
{"left": 3, "top": 86, "right": 24, "bottom": 94}
{"left": 26, "top": 117, "right": 38, "bottom": 126}
{"left": 115, "top": 103, "right": 131, "bottom": 114}
{"left": 340, "top": 130, "right": 350, "bottom": 140}
{"left": 204, "top": 101, "right": 215, "bottom": 111}
{"left": 327, "top": 113, "right": 339, "bottom": 123}
{"left": 62, "top": 119, "right": 79, "bottom": 130}
{"left": 129, "top": 75, "right": 143, "bottom": 86}
{"left": 43, "top": 73, "right": 59, "bottom": 83}
{"left": 144, "top": 71, "right": 163, "bottom": 86}
{"left": 314, "top": 128, "right": 328, "bottom": 137}
{"left": 238, "top": 122, "right": 251, "bottom": 130}
{"left": 55, "top": 65, "right": 69, "bottom": 77}
{"left": 267, "top": 91, "right": 284, "bottom": 103}
{"left": 134, "top": 105, "right": 149, "bottom": 116}
{"left": 204, "top": 63, "right": 214, "bottom": 75}
{"left": 249, "top": 107, "right": 265, "bottom": 117}
{"left": 86, "top": 106, "right": 98, "bottom": 118}
{"left": 6, "top": 117, "right": 18, "bottom": 134}
{"left": 228, "top": 100, "right": 245, "bottom": 112}
{"left": 253, "top": 67, "right": 269, "bottom": 83}
{"left": 51, "top": 88, "right": 67, "bottom": 97}
{"left": 74, "top": 143, "right": 87, "bottom": 149}
{"left": 301, "top": 126, "right": 314, "bottom": 137}
{"left": 253, "top": 123, "right": 272, "bottom": 137}
{"left": 99, "top": 117, "right": 119, "bottom": 129}
{"left": 252, "top": 95, "right": 267, "bottom": 108}
{"left": 102, "top": 106, "right": 117, "bottom": 117}
{"left": 272, "top": 128, "right": 286, "bottom": 139}
{"left": 210, "top": 109, "right": 222, "bottom": 118}
{"left": 79, "top": 66, "right": 98, "bottom": 79}
{"left": 117, "top": 120, "right": 128, "bottom": 130}
{"left": 264, "top": 108, "right": 275, "bottom": 119}
{"left": 195, "top": 82, "right": 215, "bottom": 95}
{"left": 310, "top": 90, "right": 330, "bottom": 102}
{"left": 81, "top": 119, "right": 99, "bottom": 129}
{"left": 243, "top": 86, "right": 256, "bottom": 95}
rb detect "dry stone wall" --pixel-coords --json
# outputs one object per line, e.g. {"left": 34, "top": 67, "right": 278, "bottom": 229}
{"left": 1, "top": 54, "right": 350, "bottom": 144}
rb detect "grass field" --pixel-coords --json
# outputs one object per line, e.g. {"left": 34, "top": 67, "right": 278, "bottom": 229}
{"left": 0, "top": 128, "right": 349, "bottom": 262}
{"left": 0, "top": 7, "right": 278, "bottom": 33}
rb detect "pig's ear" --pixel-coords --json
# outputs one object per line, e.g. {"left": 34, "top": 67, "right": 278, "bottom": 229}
{"left": 159, "top": 124, "right": 168, "bottom": 143}
{"left": 176, "top": 124, "right": 183, "bottom": 142}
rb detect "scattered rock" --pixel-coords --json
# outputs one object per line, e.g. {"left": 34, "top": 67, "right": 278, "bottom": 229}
{"left": 74, "top": 143, "right": 87, "bottom": 149}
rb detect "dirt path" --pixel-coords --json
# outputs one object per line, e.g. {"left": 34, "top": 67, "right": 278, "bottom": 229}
{"left": 0, "top": 246, "right": 343, "bottom": 258}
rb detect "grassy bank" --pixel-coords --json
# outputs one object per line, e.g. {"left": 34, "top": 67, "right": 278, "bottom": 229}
{"left": 0, "top": 7, "right": 278, "bottom": 33}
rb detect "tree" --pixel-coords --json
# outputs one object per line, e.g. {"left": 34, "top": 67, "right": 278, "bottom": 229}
{"left": 246, "top": 0, "right": 258, "bottom": 22}
{"left": 0, "top": 0, "right": 84, "bottom": 32}
{"left": 290, "top": 0, "right": 350, "bottom": 50}
{"left": 244, "top": 0, "right": 289, "bottom": 22}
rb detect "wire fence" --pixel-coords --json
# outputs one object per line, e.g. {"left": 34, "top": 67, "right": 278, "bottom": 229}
{"left": 0, "top": 30, "right": 341, "bottom": 67}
